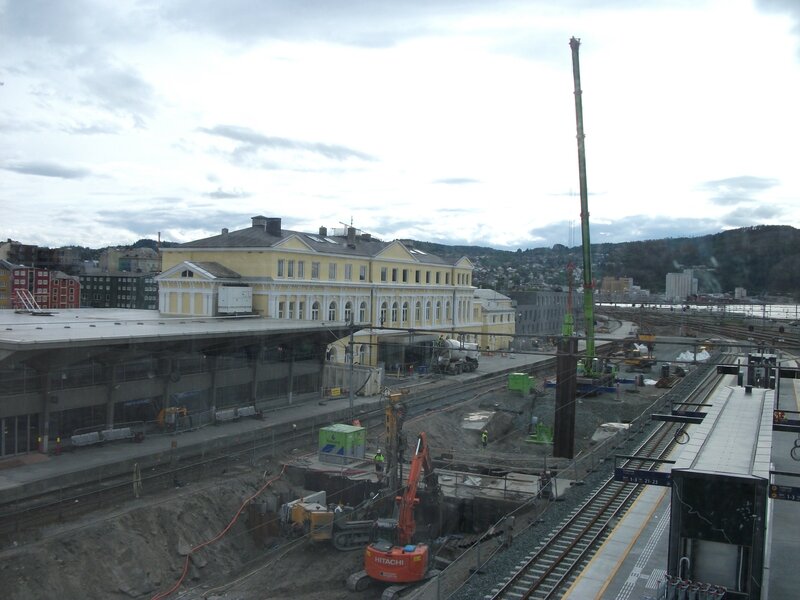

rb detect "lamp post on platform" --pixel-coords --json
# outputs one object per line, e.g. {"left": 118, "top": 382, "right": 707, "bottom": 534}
{"left": 348, "top": 316, "right": 355, "bottom": 422}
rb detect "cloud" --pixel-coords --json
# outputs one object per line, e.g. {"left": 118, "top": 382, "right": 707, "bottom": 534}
{"left": 0, "top": 116, "right": 52, "bottom": 133}
{"left": 162, "top": 0, "right": 488, "bottom": 47}
{"left": 433, "top": 177, "right": 480, "bottom": 185}
{"left": 2, "top": 0, "right": 155, "bottom": 46}
{"left": 199, "top": 125, "right": 376, "bottom": 167}
{"left": 756, "top": 0, "right": 800, "bottom": 53}
{"left": 2, "top": 161, "right": 92, "bottom": 179}
{"left": 76, "top": 59, "right": 157, "bottom": 128}
{"left": 94, "top": 204, "right": 255, "bottom": 240}
{"left": 699, "top": 175, "right": 780, "bottom": 207}
{"left": 161, "top": 0, "right": 675, "bottom": 49}
{"left": 700, "top": 175, "right": 779, "bottom": 193}
{"left": 205, "top": 188, "right": 250, "bottom": 199}
{"left": 721, "top": 204, "right": 783, "bottom": 227}
{"left": 61, "top": 121, "right": 123, "bottom": 135}
{"left": 527, "top": 215, "right": 728, "bottom": 249}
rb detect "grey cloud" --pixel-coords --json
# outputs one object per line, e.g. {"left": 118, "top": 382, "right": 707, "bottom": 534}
{"left": 78, "top": 60, "right": 157, "bottom": 128}
{"left": 707, "top": 195, "right": 753, "bottom": 207}
{"left": 700, "top": 175, "right": 779, "bottom": 193}
{"left": 2, "top": 161, "right": 91, "bottom": 179}
{"left": 700, "top": 175, "right": 780, "bottom": 208}
{"left": 2, "top": 0, "right": 156, "bottom": 45}
{"left": 205, "top": 188, "right": 251, "bottom": 199}
{"left": 757, "top": 0, "right": 800, "bottom": 53}
{"left": 62, "top": 121, "right": 122, "bottom": 135}
{"left": 161, "top": 1, "right": 689, "bottom": 49}
{"left": 527, "top": 216, "right": 725, "bottom": 250}
{"left": 3, "top": 0, "right": 727, "bottom": 55}
{"left": 200, "top": 125, "right": 375, "bottom": 163}
{"left": 163, "top": 0, "right": 495, "bottom": 47}
{"left": 0, "top": 116, "right": 51, "bottom": 133}
{"left": 433, "top": 178, "right": 480, "bottom": 185}
{"left": 95, "top": 205, "right": 254, "bottom": 237}
{"left": 721, "top": 205, "right": 783, "bottom": 227}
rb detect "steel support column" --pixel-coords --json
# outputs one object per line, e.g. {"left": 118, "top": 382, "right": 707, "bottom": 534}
{"left": 554, "top": 337, "right": 578, "bottom": 459}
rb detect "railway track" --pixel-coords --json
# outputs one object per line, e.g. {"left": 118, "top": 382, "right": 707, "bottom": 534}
{"left": 0, "top": 356, "right": 562, "bottom": 548}
{"left": 602, "top": 307, "right": 800, "bottom": 351}
{"left": 484, "top": 356, "right": 730, "bottom": 600}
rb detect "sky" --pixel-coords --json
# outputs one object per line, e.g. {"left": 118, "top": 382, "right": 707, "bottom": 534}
{"left": 1, "top": 0, "right": 799, "bottom": 251}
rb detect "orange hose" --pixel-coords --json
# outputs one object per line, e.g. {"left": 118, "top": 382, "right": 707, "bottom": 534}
{"left": 151, "top": 464, "right": 287, "bottom": 600}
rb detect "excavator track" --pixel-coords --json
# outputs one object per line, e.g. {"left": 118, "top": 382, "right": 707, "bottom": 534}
{"left": 332, "top": 521, "right": 374, "bottom": 551}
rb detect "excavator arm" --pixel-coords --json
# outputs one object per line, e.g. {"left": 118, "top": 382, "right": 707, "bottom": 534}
{"left": 395, "top": 432, "right": 438, "bottom": 546}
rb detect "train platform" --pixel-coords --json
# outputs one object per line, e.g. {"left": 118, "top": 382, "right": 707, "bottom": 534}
{"left": 0, "top": 349, "right": 550, "bottom": 506}
{"left": 564, "top": 376, "right": 800, "bottom": 599}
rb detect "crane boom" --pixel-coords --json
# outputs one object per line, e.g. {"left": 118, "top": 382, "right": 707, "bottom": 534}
{"left": 569, "top": 36, "right": 596, "bottom": 373}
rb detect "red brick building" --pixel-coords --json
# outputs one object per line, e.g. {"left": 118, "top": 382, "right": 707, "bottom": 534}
{"left": 11, "top": 267, "right": 80, "bottom": 309}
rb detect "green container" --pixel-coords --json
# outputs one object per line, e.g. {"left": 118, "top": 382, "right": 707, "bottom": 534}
{"left": 319, "top": 424, "right": 366, "bottom": 464}
{"left": 508, "top": 372, "right": 532, "bottom": 394}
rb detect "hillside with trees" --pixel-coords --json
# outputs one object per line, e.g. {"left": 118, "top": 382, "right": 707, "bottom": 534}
{"left": 410, "top": 225, "right": 800, "bottom": 300}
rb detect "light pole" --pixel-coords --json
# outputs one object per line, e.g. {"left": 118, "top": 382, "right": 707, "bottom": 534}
{"left": 348, "top": 316, "right": 355, "bottom": 422}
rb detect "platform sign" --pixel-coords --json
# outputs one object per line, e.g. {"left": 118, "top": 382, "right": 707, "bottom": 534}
{"left": 614, "top": 468, "right": 672, "bottom": 487}
{"left": 770, "top": 484, "right": 800, "bottom": 502}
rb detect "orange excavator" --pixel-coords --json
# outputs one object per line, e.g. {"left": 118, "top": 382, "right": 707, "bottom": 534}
{"left": 346, "top": 432, "right": 440, "bottom": 599}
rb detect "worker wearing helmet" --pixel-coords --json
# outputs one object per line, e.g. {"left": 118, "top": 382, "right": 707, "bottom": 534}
{"left": 374, "top": 449, "right": 385, "bottom": 473}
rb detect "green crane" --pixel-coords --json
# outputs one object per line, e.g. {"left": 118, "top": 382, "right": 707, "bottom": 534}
{"left": 569, "top": 36, "right": 597, "bottom": 376}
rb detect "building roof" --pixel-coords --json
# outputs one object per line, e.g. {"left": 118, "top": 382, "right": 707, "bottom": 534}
{"left": 187, "top": 261, "right": 242, "bottom": 279}
{"left": 0, "top": 308, "right": 349, "bottom": 351}
{"left": 173, "top": 216, "right": 461, "bottom": 266}
{"left": 473, "top": 289, "right": 511, "bottom": 301}
{"left": 0, "top": 259, "right": 23, "bottom": 271}
{"left": 80, "top": 271, "right": 158, "bottom": 279}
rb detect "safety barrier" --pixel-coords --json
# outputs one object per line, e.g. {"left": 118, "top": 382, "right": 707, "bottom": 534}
{"left": 70, "top": 432, "right": 101, "bottom": 447}
{"left": 214, "top": 409, "right": 238, "bottom": 423}
{"left": 101, "top": 427, "right": 133, "bottom": 442}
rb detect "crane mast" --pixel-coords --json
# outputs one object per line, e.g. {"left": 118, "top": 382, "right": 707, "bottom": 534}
{"left": 569, "top": 36, "right": 596, "bottom": 374}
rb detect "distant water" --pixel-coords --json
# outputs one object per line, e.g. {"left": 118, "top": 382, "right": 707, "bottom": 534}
{"left": 600, "top": 303, "right": 800, "bottom": 321}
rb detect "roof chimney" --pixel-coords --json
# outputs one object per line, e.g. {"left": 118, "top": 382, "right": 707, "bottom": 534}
{"left": 347, "top": 227, "right": 356, "bottom": 248}
{"left": 266, "top": 218, "right": 282, "bottom": 236}
{"left": 319, "top": 226, "right": 327, "bottom": 237}
{"left": 251, "top": 215, "right": 268, "bottom": 230}
{"left": 221, "top": 228, "right": 229, "bottom": 235}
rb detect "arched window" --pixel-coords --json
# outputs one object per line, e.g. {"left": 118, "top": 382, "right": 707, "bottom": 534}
{"left": 344, "top": 301, "right": 353, "bottom": 323}
{"left": 435, "top": 301, "right": 442, "bottom": 321}
{"left": 380, "top": 302, "right": 388, "bottom": 326}
{"left": 328, "top": 301, "right": 337, "bottom": 321}
{"left": 311, "top": 301, "right": 320, "bottom": 320}
{"left": 391, "top": 302, "right": 399, "bottom": 323}
{"left": 445, "top": 301, "right": 452, "bottom": 321}
{"left": 415, "top": 301, "right": 422, "bottom": 321}
{"left": 402, "top": 302, "right": 409, "bottom": 323}
{"left": 359, "top": 301, "right": 367, "bottom": 323}
{"left": 425, "top": 301, "right": 432, "bottom": 321}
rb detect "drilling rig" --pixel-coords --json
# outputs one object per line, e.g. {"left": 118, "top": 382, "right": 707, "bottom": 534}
{"left": 569, "top": 36, "right": 614, "bottom": 393}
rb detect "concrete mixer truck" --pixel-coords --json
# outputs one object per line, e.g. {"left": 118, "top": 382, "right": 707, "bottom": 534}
{"left": 432, "top": 337, "right": 479, "bottom": 375}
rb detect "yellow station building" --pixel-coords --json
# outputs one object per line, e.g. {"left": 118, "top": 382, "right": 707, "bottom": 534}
{"left": 157, "top": 216, "right": 513, "bottom": 368}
